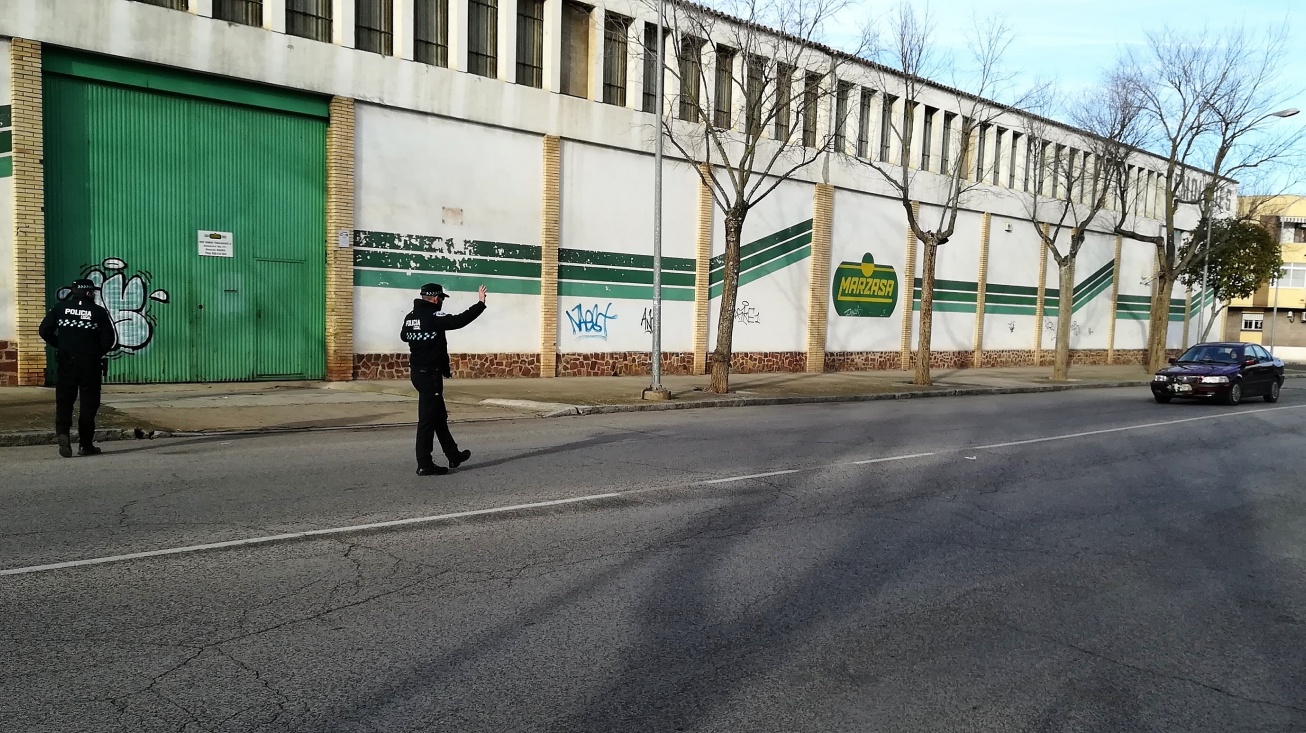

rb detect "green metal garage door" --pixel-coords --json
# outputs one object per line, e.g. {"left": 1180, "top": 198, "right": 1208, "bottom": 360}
{"left": 43, "top": 51, "right": 328, "bottom": 384}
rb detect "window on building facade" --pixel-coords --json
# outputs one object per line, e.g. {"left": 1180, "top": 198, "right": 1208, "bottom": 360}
{"left": 714, "top": 46, "right": 736, "bottom": 129}
{"left": 214, "top": 0, "right": 261, "bottom": 26}
{"left": 856, "top": 89, "right": 873, "bottom": 159}
{"left": 1008, "top": 131, "right": 1020, "bottom": 189}
{"left": 678, "top": 37, "right": 704, "bottom": 122}
{"left": 976, "top": 124, "right": 989, "bottom": 182}
{"left": 920, "top": 106, "right": 935, "bottom": 171}
{"left": 602, "top": 13, "right": 631, "bottom": 105}
{"left": 802, "top": 72, "right": 821, "bottom": 148}
{"left": 744, "top": 55, "right": 765, "bottom": 137}
{"left": 287, "top": 0, "right": 332, "bottom": 42}
{"left": 774, "top": 65, "right": 793, "bottom": 141}
{"left": 133, "top": 0, "right": 189, "bottom": 9}
{"left": 1295, "top": 225, "right": 1306, "bottom": 244}
{"left": 879, "top": 95, "right": 896, "bottom": 163}
{"left": 414, "top": 0, "right": 449, "bottom": 67}
{"left": 1274, "top": 263, "right": 1306, "bottom": 289}
{"left": 641, "top": 24, "right": 667, "bottom": 114}
{"left": 1064, "top": 148, "right": 1076, "bottom": 201}
{"left": 560, "top": 1, "right": 591, "bottom": 97}
{"left": 940, "top": 112, "right": 956, "bottom": 175}
{"left": 992, "top": 128, "right": 1005, "bottom": 185}
{"left": 1243, "top": 313, "right": 1264, "bottom": 331}
{"left": 516, "top": 0, "right": 545, "bottom": 88}
{"left": 834, "top": 82, "right": 853, "bottom": 153}
{"left": 1051, "top": 145, "right": 1063, "bottom": 198}
{"left": 467, "top": 0, "right": 498, "bottom": 78}
{"left": 356, "top": 0, "right": 394, "bottom": 55}
{"left": 959, "top": 117, "right": 974, "bottom": 179}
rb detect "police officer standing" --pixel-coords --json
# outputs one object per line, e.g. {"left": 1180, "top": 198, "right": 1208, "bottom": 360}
{"left": 401, "top": 283, "right": 488, "bottom": 476}
{"left": 39, "top": 279, "right": 116, "bottom": 458}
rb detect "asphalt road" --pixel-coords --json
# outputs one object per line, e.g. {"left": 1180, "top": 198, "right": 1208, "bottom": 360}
{"left": 2, "top": 385, "right": 1306, "bottom": 732}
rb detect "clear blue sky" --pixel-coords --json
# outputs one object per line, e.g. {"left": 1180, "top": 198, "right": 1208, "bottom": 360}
{"left": 825, "top": 0, "right": 1306, "bottom": 191}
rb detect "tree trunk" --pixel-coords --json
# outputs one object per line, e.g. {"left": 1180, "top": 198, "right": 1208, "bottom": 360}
{"left": 1200, "top": 303, "right": 1227, "bottom": 342}
{"left": 709, "top": 213, "right": 745, "bottom": 394}
{"left": 1053, "top": 259, "right": 1075, "bottom": 381}
{"left": 1146, "top": 267, "right": 1172, "bottom": 372}
{"left": 914, "top": 239, "right": 937, "bottom": 386}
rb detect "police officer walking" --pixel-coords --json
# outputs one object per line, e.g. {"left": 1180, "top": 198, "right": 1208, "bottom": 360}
{"left": 39, "top": 279, "right": 117, "bottom": 458}
{"left": 401, "top": 282, "right": 488, "bottom": 476}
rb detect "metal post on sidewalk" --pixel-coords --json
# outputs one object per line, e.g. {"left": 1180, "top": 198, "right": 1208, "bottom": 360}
{"left": 643, "top": 0, "right": 671, "bottom": 401}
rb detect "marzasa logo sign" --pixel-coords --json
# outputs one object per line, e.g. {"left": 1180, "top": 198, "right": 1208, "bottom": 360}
{"left": 831, "top": 253, "right": 899, "bottom": 318}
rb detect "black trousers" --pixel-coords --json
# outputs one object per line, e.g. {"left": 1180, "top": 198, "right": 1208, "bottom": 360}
{"left": 55, "top": 355, "right": 103, "bottom": 448}
{"left": 411, "top": 365, "right": 460, "bottom": 467}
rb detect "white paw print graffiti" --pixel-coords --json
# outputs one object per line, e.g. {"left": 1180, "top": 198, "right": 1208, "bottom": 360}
{"left": 59, "top": 258, "right": 170, "bottom": 356}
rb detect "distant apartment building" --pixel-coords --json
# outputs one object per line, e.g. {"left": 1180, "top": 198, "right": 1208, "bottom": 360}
{"left": 1228, "top": 195, "right": 1306, "bottom": 362}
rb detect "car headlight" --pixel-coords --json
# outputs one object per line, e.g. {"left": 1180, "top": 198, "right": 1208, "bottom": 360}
{"left": 1200, "top": 376, "right": 1229, "bottom": 384}
{"left": 1153, "top": 375, "right": 1169, "bottom": 382}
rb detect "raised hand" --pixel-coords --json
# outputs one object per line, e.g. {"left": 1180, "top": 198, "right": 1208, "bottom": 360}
{"left": 478, "top": 285, "right": 488, "bottom": 303}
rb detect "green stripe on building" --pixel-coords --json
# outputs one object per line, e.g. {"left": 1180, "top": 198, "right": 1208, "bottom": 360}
{"left": 354, "top": 249, "right": 541, "bottom": 279}
{"left": 709, "top": 245, "right": 811, "bottom": 299}
{"left": 709, "top": 220, "right": 814, "bottom": 271}
{"left": 559, "top": 262, "right": 695, "bottom": 288}
{"left": 355, "top": 231, "right": 542, "bottom": 261}
{"left": 0, "top": 104, "right": 12, "bottom": 128}
{"left": 354, "top": 267, "right": 542, "bottom": 295}
{"left": 560, "top": 281, "right": 695, "bottom": 301}
{"left": 561, "top": 248, "right": 695, "bottom": 272}
{"left": 709, "top": 230, "right": 812, "bottom": 286}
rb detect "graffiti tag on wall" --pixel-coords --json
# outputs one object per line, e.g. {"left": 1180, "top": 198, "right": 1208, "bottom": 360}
{"left": 734, "top": 301, "right": 762, "bottom": 325}
{"left": 58, "top": 258, "right": 170, "bottom": 357}
{"left": 566, "top": 303, "right": 618, "bottom": 340}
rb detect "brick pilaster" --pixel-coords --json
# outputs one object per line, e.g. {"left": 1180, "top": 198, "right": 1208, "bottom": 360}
{"left": 806, "top": 184, "right": 833, "bottom": 372}
{"left": 1107, "top": 234, "right": 1122, "bottom": 363}
{"left": 692, "top": 164, "right": 713, "bottom": 375}
{"left": 12, "top": 40, "right": 45, "bottom": 387}
{"left": 973, "top": 213, "right": 991, "bottom": 365}
{"left": 325, "top": 97, "right": 355, "bottom": 381}
{"left": 899, "top": 201, "right": 920, "bottom": 370}
{"left": 540, "top": 135, "right": 561, "bottom": 377}
{"left": 1033, "top": 226, "right": 1049, "bottom": 366}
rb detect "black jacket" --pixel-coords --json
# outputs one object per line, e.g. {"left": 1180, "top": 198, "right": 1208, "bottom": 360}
{"left": 401, "top": 299, "right": 486, "bottom": 376}
{"left": 39, "top": 296, "right": 116, "bottom": 360}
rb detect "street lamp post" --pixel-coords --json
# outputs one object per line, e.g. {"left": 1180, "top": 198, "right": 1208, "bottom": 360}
{"left": 644, "top": 0, "right": 671, "bottom": 401}
{"left": 1196, "top": 107, "right": 1298, "bottom": 345}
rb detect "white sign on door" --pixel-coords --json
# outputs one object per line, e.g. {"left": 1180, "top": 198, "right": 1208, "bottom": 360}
{"left": 198, "top": 230, "right": 234, "bottom": 258}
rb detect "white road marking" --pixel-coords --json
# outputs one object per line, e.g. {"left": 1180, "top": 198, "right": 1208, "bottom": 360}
{"left": 700, "top": 469, "right": 801, "bottom": 484}
{"left": 5, "top": 403, "right": 1304, "bottom": 577}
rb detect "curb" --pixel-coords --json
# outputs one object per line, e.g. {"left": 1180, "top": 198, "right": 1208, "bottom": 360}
{"left": 4, "top": 374, "right": 1301, "bottom": 448}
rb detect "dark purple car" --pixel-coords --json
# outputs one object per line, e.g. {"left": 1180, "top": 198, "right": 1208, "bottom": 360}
{"left": 1151, "top": 342, "right": 1284, "bottom": 405}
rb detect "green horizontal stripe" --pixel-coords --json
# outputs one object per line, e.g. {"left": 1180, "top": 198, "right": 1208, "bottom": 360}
{"left": 559, "top": 248, "right": 695, "bottom": 272}
{"left": 984, "top": 293, "right": 1040, "bottom": 307}
{"left": 710, "top": 245, "right": 811, "bottom": 299}
{"left": 0, "top": 105, "right": 11, "bottom": 128}
{"left": 709, "top": 220, "right": 814, "bottom": 271}
{"left": 985, "top": 282, "right": 1040, "bottom": 297}
{"left": 355, "top": 231, "right": 542, "bottom": 261}
{"left": 355, "top": 250, "right": 541, "bottom": 279}
{"left": 0, "top": 130, "right": 10, "bottom": 155}
{"left": 559, "top": 263, "right": 695, "bottom": 288}
{"left": 1116, "top": 302, "right": 1151, "bottom": 313}
{"left": 985, "top": 304, "right": 1039, "bottom": 316}
{"left": 1116, "top": 294, "right": 1154, "bottom": 305}
{"left": 44, "top": 50, "right": 330, "bottom": 119}
{"left": 912, "top": 301, "right": 976, "bottom": 314}
{"left": 559, "top": 281, "right": 696, "bottom": 301}
{"left": 710, "top": 232, "right": 811, "bottom": 286}
{"left": 912, "top": 289, "right": 978, "bottom": 304}
{"left": 911, "top": 278, "right": 979, "bottom": 293}
{"left": 355, "top": 268, "right": 542, "bottom": 295}
{"left": 0, "top": 155, "right": 10, "bottom": 179}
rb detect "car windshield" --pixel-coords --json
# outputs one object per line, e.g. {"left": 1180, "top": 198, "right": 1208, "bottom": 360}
{"left": 1176, "top": 345, "right": 1242, "bottom": 364}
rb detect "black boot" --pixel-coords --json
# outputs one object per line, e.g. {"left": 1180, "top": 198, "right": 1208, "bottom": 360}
{"left": 57, "top": 434, "right": 72, "bottom": 459}
{"left": 78, "top": 445, "right": 103, "bottom": 457}
{"left": 449, "top": 449, "right": 472, "bottom": 469}
{"left": 416, "top": 463, "right": 448, "bottom": 476}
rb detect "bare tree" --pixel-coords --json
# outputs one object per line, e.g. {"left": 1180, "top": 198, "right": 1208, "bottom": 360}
{"left": 648, "top": 0, "right": 868, "bottom": 394}
{"left": 1018, "top": 80, "right": 1142, "bottom": 380}
{"left": 1112, "top": 26, "right": 1304, "bottom": 372}
{"left": 854, "top": 3, "right": 1041, "bottom": 385}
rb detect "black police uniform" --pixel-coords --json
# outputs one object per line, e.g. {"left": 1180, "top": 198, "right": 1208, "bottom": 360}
{"left": 39, "top": 283, "right": 116, "bottom": 456}
{"left": 401, "top": 287, "right": 486, "bottom": 472}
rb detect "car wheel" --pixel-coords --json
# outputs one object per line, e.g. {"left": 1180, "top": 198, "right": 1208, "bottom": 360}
{"left": 1265, "top": 380, "right": 1281, "bottom": 403}
{"left": 1224, "top": 382, "right": 1243, "bottom": 406}
{"left": 1153, "top": 393, "right": 1172, "bottom": 404}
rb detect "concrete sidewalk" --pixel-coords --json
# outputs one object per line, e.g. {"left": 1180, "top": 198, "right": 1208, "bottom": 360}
{"left": 2, "top": 364, "right": 1297, "bottom": 446}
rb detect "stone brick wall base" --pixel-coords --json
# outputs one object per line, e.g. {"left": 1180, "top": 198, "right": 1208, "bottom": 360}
{"left": 723, "top": 351, "right": 807, "bottom": 374}
{"left": 825, "top": 351, "right": 903, "bottom": 372}
{"left": 0, "top": 341, "right": 17, "bottom": 387}
{"left": 353, "top": 353, "right": 542, "bottom": 380}
{"left": 557, "top": 352, "right": 695, "bottom": 377}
